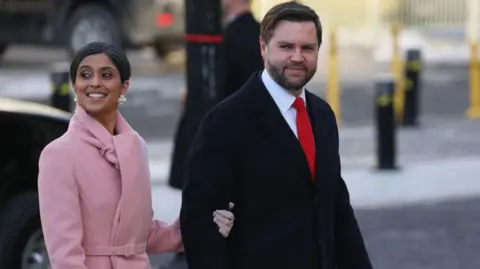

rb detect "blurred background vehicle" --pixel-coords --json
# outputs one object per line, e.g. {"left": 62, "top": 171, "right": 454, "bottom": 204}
{"left": 0, "top": 98, "right": 70, "bottom": 269}
{"left": 0, "top": 0, "right": 185, "bottom": 60}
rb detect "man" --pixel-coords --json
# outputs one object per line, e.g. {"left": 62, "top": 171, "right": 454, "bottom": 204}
{"left": 221, "top": 0, "right": 264, "bottom": 98}
{"left": 180, "top": 1, "right": 373, "bottom": 269}
{"left": 168, "top": 0, "right": 263, "bottom": 189}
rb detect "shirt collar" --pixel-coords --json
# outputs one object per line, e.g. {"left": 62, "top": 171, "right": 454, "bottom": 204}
{"left": 261, "top": 69, "right": 306, "bottom": 114}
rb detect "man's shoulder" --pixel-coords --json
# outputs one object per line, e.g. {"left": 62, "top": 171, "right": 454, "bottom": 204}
{"left": 209, "top": 90, "right": 247, "bottom": 117}
{"left": 306, "top": 91, "right": 336, "bottom": 116}
{"left": 225, "top": 12, "right": 259, "bottom": 39}
{"left": 205, "top": 83, "right": 255, "bottom": 124}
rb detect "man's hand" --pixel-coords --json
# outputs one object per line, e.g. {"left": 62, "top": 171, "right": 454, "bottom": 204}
{"left": 213, "top": 202, "right": 235, "bottom": 237}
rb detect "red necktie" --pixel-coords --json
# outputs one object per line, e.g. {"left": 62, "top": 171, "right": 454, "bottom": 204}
{"left": 292, "top": 97, "right": 316, "bottom": 180}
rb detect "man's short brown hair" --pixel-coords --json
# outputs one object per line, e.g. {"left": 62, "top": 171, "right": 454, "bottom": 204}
{"left": 260, "top": 1, "right": 322, "bottom": 46}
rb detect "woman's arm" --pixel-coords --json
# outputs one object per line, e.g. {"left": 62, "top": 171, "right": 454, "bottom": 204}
{"left": 146, "top": 213, "right": 184, "bottom": 253}
{"left": 38, "top": 144, "right": 87, "bottom": 269}
{"left": 146, "top": 208, "right": 235, "bottom": 254}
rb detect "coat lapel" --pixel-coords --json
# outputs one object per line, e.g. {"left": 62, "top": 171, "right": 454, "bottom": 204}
{"left": 111, "top": 114, "right": 152, "bottom": 244}
{"left": 305, "top": 91, "right": 331, "bottom": 185}
{"left": 68, "top": 106, "right": 152, "bottom": 245}
{"left": 245, "top": 73, "right": 312, "bottom": 181}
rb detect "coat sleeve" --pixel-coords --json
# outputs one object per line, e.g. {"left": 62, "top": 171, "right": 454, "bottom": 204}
{"left": 180, "top": 107, "right": 237, "bottom": 269}
{"left": 330, "top": 111, "right": 373, "bottom": 269}
{"left": 38, "top": 144, "right": 87, "bottom": 269}
{"left": 146, "top": 214, "right": 184, "bottom": 253}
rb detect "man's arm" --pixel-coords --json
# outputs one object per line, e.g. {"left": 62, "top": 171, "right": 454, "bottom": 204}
{"left": 180, "top": 107, "right": 237, "bottom": 269}
{"left": 330, "top": 111, "right": 373, "bottom": 269}
{"left": 334, "top": 175, "right": 373, "bottom": 269}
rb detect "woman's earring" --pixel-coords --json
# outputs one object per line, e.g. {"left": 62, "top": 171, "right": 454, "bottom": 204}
{"left": 118, "top": 94, "right": 127, "bottom": 104}
{"left": 73, "top": 94, "right": 78, "bottom": 103}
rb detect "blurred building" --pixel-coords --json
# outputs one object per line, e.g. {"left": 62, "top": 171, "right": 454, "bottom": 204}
{"left": 250, "top": 0, "right": 479, "bottom": 47}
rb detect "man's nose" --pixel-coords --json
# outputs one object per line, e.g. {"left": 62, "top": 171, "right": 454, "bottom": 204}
{"left": 291, "top": 48, "right": 303, "bottom": 62}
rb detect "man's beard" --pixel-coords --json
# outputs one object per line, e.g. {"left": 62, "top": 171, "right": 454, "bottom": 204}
{"left": 266, "top": 60, "right": 316, "bottom": 92}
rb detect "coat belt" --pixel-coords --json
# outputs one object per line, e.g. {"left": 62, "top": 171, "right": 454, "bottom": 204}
{"left": 84, "top": 242, "right": 147, "bottom": 257}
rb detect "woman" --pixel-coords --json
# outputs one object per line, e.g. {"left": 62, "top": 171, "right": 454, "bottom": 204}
{"left": 38, "top": 42, "right": 235, "bottom": 269}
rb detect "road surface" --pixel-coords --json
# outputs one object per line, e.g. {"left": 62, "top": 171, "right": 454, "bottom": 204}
{"left": 149, "top": 197, "right": 480, "bottom": 269}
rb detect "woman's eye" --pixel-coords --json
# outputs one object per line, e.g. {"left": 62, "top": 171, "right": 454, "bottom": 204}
{"left": 80, "top": 72, "right": 91, "bottom": 78}
{"left": 102, "top": 73, "right": 112, "bottom": 78}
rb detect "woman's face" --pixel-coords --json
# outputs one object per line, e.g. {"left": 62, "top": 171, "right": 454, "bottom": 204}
{"left": 73, "top": 53, "right": 129, "bottom": 116}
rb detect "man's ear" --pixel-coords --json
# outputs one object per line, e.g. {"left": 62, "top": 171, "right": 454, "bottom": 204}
{"left": 259, "top": 36, "right": 267, "bottom": 60}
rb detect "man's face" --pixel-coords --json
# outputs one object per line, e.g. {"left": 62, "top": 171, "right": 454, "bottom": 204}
{"left": 221, "top": 0, "right": 232, "bottom": 16}
{"left": 260, "top": 20, "right": 319, "bottom": 92}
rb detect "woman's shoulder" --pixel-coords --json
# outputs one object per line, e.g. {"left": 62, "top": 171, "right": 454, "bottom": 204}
{"left": 40, "top": 132, "right": 78, "bottom": 159}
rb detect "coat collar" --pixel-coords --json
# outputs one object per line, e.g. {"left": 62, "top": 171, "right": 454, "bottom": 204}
{"left": 68, "top": 105, "right": 138, "bottom": 170}
{"left": 68, "top": 105, "right": 152, "bottom": 244}
{"left": 261, "top": 69, "right": 307, "bottom": 114}
{"left": 243, "top": 72, "right": 329, "bottom": 182}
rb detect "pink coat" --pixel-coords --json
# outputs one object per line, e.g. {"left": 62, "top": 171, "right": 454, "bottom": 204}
{"left": 38, "top": 106, "right": 183, "bottom": 269}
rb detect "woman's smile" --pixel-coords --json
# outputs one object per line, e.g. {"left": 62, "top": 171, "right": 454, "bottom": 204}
{"left": 86, "top": 92, "right": 108, "bottom": 100}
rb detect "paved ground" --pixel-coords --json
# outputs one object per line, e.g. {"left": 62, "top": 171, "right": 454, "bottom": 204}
{"left": 147, "top": 156, "right": 480, "bottom": 269}
{"left": 143, "top": 119, "right": 480, "bottom": 268}
{"left": 145, "top": 118, "right": 480, "bottom": 182}
{"left": 357, "top": 198, "right": 480, "bottom": 269}
{"left": 337, "top": 118, "right": 480, "bottom": 169}
{"left": 153, "top": 198, "right": 480, "bottom": 269}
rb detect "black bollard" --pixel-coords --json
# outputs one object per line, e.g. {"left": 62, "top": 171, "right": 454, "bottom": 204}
{"left": 375, "top": 74, "right": 398, "bottom": 170}
{"left": 402, "top": 48, "right": 422, "bottom": 126}
{"left": 50, "top": 63, "right": 72, "bottom": 112}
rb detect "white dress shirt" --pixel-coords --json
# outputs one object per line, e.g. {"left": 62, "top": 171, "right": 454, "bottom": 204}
{"left": 261, "top": 69, "right": 307, "bottom": 139}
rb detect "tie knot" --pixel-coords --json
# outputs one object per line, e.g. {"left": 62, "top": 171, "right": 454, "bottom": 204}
{"left": 292, "top": 97, "right": 306, "bottom": 112}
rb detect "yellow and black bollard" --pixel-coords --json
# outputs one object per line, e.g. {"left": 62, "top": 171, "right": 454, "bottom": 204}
{"left": 327, "top": 28, "right": 341, "bottom": 125}
{"left": 390, "top": 23, "right": 405, "bottom": 122}
{"left": 50, "top": 63, "right": 72, "bottom": 112}
{"left": 466, "top": 41, "right": 480, "bottom": 119}
{"left": 375, "top": 74, "right": 398, "bottom": 170}
{"left": 402, "top": 48, "right": 422, "bottom": 126}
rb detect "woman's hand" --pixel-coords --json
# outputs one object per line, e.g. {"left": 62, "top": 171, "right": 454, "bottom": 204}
{"left": 213, "top": 202, "right": 235, "bottom": 238}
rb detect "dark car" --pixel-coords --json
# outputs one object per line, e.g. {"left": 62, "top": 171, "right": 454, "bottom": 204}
{"left": 0, "top": 97, "right": 70, "bottom": 269}
{"left": 0, "top": 0, "right": 185, "bottom": 59}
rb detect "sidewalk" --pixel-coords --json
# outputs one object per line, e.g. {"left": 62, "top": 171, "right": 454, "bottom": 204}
{"left": 150, "top": 155, "right": 480, "bottom": 223}
{"left": 147, "top": 119, "right": 480, "bottom": 222}
{"left": 147, "top": 117, "right": 480, "bottom": 180}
